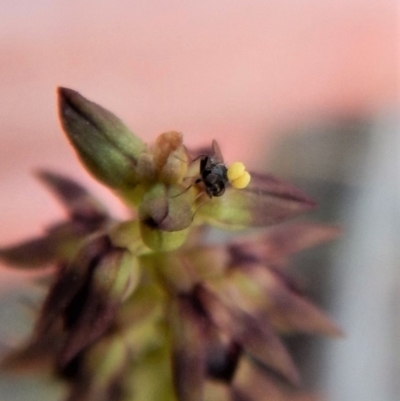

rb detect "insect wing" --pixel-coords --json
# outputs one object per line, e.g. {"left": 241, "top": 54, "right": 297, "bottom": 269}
{"left": 211, "top": 139, "right": 224, "bottom": 163}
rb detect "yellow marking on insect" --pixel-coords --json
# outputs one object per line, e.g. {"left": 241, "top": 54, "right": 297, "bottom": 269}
{"left": 227, "top": 162, "right": 251, "bottom": 189}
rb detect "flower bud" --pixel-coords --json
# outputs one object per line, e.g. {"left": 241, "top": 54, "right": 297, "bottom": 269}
{"left": 58, "top": 87, "right": 146, "bottom": 191}
{"left": 139, "top": 184, "right": 193, "bottom": 231}
{"left": 59, "top": 245, "right": 140, "bottom": 365}
{"left": 93, "top": 247, "right": 140, "bottom": 302}
{"left": 139, "top": 221, "right": 190, "bottom": 252}
{"left": 138, "top": 184, "right": 192, "bottom": 251}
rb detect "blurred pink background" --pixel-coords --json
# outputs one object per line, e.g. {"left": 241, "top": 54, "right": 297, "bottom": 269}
{"left": 0, "top": 1, "right": 398, "bottom": 400}
{"left": 0, "top": 1, "right": 396, "bottom": 243}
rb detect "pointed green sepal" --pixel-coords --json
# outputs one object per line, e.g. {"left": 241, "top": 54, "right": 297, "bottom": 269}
{"left": 58, "top": 87, "right": 146, "bottom": 190}
{"left": 197, "top": 172, "right": 316, "bottom": 229}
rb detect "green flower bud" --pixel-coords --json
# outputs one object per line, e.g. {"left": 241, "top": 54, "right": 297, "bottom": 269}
{"left": 108, "top": 220, "right": 148, "bottom": 255}
{"left": 59, "top": 245, "right": 140, "bottom": 365}
{"left": 138, "top": 183, "right": 192, "bottom": 251}
{"left": 93, "top": 247, "right": 140, "bottom": 302}
{"left": 139, "top": 222, "right": 189, "bottom": 252}
{"left": 58, "top": 87, "right": 146, "bottom": 191}
{"left": 139, "top": 184, "right": 193, "bottom": 232}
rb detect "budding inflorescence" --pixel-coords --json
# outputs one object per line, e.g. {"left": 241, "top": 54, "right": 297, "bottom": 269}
{"left": 0, "top": 87, "right": 340, "bottom": 401}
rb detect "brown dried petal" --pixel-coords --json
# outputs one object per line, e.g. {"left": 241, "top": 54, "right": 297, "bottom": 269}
{"left": 153, "top": 131, "right": 188, "bottom": 184}
{"left": 153, "top": 132, "right": 183, "bottom": 170}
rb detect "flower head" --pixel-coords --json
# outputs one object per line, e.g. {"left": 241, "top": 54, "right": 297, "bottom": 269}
{"left": 0, "top": 88, "right": 340, "bottom": 401}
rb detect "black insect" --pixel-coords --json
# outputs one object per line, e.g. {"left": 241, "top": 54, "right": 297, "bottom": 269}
{"left": 195, "top": 140, "right": 229, "bottom": 198}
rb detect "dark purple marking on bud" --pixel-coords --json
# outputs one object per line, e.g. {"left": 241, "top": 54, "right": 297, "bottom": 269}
{"left": 206, "top": 340, "right": 242, "bottom": 383}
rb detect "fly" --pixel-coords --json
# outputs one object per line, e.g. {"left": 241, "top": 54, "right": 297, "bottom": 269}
{"left": 195, "top": 140, "right": 229, "bottom": 198}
